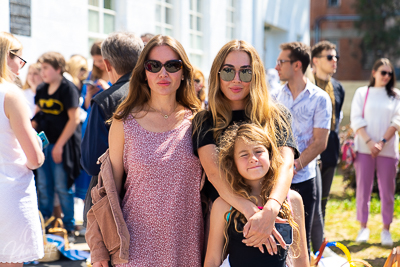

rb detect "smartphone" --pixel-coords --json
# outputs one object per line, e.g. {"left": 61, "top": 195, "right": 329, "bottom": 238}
{"left": 82, "top": 80, "right": 95, "bottom": 86}
{"left": 38, "top": 131, "right": 49, "bottom": 149}
{"left": 275, "top": 223, "right": 293, "bottom": 246}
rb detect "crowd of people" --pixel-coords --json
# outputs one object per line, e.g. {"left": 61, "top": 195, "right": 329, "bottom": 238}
{"left": 0, "top": 28, "right": 399, "bottom": 267}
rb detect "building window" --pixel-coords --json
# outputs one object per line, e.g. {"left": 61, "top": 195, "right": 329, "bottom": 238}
{"left": 88, "top": 0, "right": 116, "bottom": 52}
{"left": 155, "top": 0, "right": 173, "bottom": 36}
{"left": 189, "top": 0, "right": 203, "bottom": 68}
{"left": 9, "top": 0, "right": 31, "bottom": 36}
{"left": 327, "top": 0, "right": 340, "bottom": 7}
{"left": 226, "top": 0, "right": 236, "bottom": 42}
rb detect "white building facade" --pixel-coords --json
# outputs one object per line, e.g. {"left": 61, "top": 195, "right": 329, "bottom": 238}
{"left": 0, "top": 0, "right": 310, "bottom": 80}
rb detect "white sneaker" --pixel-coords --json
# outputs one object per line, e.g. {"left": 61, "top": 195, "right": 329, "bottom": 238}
{"left": 381, "top": 230, "right": 393, "bottom": 246}
{"left": 356, "top": 227, "right": 370, "bottom": 243}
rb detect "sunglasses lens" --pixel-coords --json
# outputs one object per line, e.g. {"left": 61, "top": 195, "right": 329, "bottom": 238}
{"left": 144, "top": 60, "right": 162, "bottom": 73}
{"left": 220, "top": 68, "right": 235, "bottom": 81}
{"left": 381, "top": 71, "right": 393, "bottom": 77}
{"left": 335, "top": 56, "right": 340, "bottom": 62}
{"left": 164, "top": 60, "right": 182, "bottom": 73}
{"left": 194, "top": 79, "right": 201, "bottom": 83}
{"left": 239, "top": 69, "right": 252, "bottom": 82}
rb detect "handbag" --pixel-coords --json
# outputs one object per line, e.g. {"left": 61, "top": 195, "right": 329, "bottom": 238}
{"left": 384, "top": 247, "right": 400, "bottom": 267}
{"left": 47, "top": 217, "right": 70, "bottom": 250}
{"left": 38, "top": 211, "right": 61, "bottom": 262}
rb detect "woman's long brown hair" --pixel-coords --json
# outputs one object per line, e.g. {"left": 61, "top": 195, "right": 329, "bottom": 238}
{"left": 113, "top": 35, "right": 200, "bottom": 121}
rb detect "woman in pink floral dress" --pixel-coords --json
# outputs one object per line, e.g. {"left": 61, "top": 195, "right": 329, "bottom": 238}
{"left": 93, "top": 35, "right": 203, "bottom": 267}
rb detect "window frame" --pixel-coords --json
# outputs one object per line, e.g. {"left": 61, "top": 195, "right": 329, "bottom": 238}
{"left": 189, "top": 0, "right": 204, "bottom": 68}
{"left": 88, "top": 0, "right": 116, "bottom": 40}
{"left": 226, "top": 0, "right": 236, "bottom": 42}
{"left": 155, "top": 0, "right": 174, "bottom": 36}
{"left": 327, "top": 0, "right": 340, "bottom": 7}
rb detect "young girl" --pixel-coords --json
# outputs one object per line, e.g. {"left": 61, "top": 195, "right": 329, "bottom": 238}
{"left": 22, "top": 63, "right": 42, "bottom": 117}
{"left": 204, "top": 124, "right": 309, "bottom": 267}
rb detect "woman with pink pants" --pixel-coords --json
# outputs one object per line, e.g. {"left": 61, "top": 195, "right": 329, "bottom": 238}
{"left": 351, "top": 58, "right": 400, "bottom": 246}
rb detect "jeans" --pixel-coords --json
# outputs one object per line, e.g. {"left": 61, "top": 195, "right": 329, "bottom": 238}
{"left": 311, "top": 165, "right": 324, "bottom": 253}
{"left": 291, "top": 177, "right": 316, "bottom": 257}
{"left": 37, "top": 144, "right": 75, "bottom": 231}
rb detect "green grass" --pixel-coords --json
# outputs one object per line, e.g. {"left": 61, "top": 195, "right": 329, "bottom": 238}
{"left": 323, "top": 175, "right": 399, "bottom": 266}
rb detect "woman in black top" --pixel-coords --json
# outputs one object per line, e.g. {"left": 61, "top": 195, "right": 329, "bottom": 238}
{"left": 193, "top": 40, "right": 299, "bottom": 255}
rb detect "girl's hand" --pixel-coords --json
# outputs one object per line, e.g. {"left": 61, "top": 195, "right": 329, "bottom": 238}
{"left": 92, "top": 261, "right": 109, "bottom": 267}
{"left": 86, "top": 84, "right": 101, "bottom": 98}
{"left": 242, "top": 209, "right": 287, "bottom": 251}
{"left": 96, "top": 79, "right": 110, "bottom": 90}
{"left": 368, "top": 141, "right": 380, "bottom": 158}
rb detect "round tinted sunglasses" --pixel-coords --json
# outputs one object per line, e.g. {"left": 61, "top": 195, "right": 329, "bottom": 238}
{"left": 144, "top": 59, "right": 182, "bottom": 73}
{"left": 219, "top": 67, "right": 252, "bottom": 83}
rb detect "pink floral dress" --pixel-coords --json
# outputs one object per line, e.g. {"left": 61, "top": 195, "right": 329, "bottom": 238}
{"left": 117, "top": 109, "right": 203, "bottom": 267}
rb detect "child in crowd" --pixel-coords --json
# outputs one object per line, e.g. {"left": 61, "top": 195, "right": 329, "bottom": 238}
{"left": 204, "top": 124, "right": 309, "bottom": 267}
{"left": 22, "top": 63, "right": 43, "bottom": 117}
{"left": 32, "top": 51, "right": 81, "bottom": 240}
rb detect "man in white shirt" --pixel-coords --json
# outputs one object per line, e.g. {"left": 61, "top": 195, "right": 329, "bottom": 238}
{"left": 273, "top": 42, "right": 332, "bottom": 256}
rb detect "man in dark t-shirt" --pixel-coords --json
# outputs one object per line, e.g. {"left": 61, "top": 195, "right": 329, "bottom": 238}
{"left": 33, "top": 52, "right": 80, "bottom": 236}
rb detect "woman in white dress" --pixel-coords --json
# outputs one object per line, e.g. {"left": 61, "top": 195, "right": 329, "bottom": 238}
{"left": 0, "top": 32, "right": 45, "bottom": 266}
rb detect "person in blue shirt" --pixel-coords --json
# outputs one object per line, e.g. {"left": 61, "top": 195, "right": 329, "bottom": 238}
{"left": 81, "top": 32, "right": 144, "bottom": 226}
{"left": 273, "top": 42, "right": 332, "bottom": 256}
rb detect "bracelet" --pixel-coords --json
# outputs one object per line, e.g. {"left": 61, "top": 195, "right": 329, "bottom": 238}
{"left": 365, "top": 138, "right": 372, "bottom": 144}
{"left": 267, "top": 197, "right": 282, "bottom": 207}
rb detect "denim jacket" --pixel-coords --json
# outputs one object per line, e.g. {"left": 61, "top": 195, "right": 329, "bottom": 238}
{"left": 85, "top": 149, "right": 130, "bottom": 265}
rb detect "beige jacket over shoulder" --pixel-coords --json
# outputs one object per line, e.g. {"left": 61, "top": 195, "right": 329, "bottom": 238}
{"left": 85, "top": 149, "right": 130, "bottom": 265}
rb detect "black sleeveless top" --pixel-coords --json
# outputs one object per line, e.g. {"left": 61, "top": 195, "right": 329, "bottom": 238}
{"left": 227, "top": 216, "right": 288, "bottom": 266}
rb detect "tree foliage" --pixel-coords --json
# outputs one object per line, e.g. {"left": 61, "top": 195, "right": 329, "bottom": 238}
{"left": 354, "top": 0, "right": 400, "bottom": 63}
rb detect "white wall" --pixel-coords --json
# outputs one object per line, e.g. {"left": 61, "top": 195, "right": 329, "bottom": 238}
{"left": 2, "top": 0, "right": 310, "bottom": 82}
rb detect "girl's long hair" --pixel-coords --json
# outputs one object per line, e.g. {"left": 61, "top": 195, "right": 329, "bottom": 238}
{"left": 22, "top": 63, "right": 41, "bottom": 90}
{"left": 113, "top": 35, "right": 201, "bottom": 121}
{"left": 193, "top": 40, "right": 289, "bottom": 146}
{"left": 369, "top": 58, "right": 397, "bottom": 98}
{"left": 218, "top": 123, "right": 300, "bottom": 259}
{"left": 90, "top": 41, "right": 103, "bottom": 81}
{"left": 0, "top": 32, "right": 22, "bottom": 83}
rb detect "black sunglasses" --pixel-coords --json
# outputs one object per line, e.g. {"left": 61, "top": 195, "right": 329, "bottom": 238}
{"left": 381, "top": 70, "right": 393, "bottom": 77}
{"left": 144, "top": 59, "right": 182, "bottom": 73}
{"left": 194, "top": 79, "right": 201, "bottom": 83}
{"left": 318, "top": 55, "right": 340, "bottom": 62}
{"left": 10, "top": 51, "right": 27, "bottom": 69}
{"left": 219, "top": 67, "right": 252, "bottom": 83}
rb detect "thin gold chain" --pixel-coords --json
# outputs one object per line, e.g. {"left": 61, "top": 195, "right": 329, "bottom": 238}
{"left": 149, "top": 103, "right": 178, "bottom": 119}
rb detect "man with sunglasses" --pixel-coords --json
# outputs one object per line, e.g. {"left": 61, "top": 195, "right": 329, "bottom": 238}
{"left": 81, "top": 32, "right": 144, "bottom": 227}
{"left": 273, "top": 42, "right": 332, "bottom": 257}
{"left": 310, "top": 41, "right": 345, "bottom": 253}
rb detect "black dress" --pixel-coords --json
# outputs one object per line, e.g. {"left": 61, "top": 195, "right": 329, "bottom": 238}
{"left": 226, "top": 213, "right": 288, "bottom": 266}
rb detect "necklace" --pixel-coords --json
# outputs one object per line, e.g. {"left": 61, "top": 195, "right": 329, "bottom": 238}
{"left": 149, "top": 103, "right": 178, "bottom": 119}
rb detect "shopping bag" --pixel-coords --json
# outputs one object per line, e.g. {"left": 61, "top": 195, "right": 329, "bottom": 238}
{"left": 384, "top": 247, "right": 400, "bottom": 267}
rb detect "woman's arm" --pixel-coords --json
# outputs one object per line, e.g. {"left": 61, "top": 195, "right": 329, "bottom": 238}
{"left": 5, "top": 90, "right": 44, "bottom": 169}
{"left": 109, "top": 119, "right": 125, "bottom": 196}
{"left": 289, "top": 190, "right": 310, "bottom": 267}
{"left": 242, "top": 146, "right": 294, "bottom": 248}
{"left": 204, "top": 197, "right": 231, "bottom": 267}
